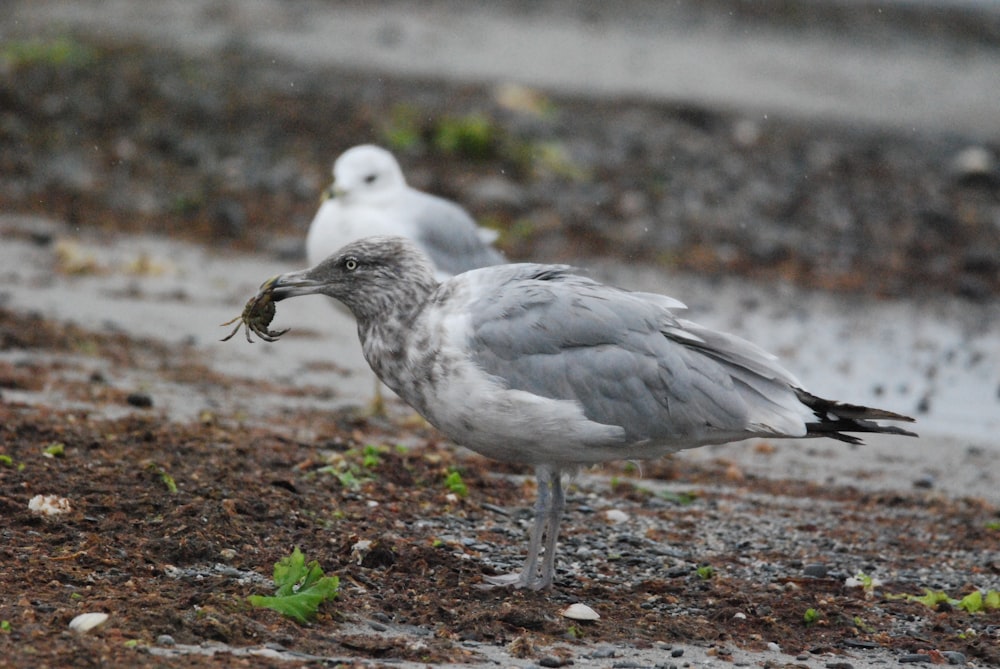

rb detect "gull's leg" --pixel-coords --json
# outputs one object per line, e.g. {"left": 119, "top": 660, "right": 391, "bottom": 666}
{"left": 534, "top": 468, "right": 565, "bottom": 590}
{"left": 483, "top": 465, "right": 558, "bottom": 589}
{"left": 368, "top": 375, "right": 386, "bottom": 417}
{"left": 517, "top": 466, "right": 553, "bottom": 587}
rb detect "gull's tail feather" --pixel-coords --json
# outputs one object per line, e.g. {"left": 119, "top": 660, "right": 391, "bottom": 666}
{"left": 795, "top": 389, "right": 918, "bottom": 445}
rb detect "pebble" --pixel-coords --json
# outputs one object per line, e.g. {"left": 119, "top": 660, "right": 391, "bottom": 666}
{"left": 950, "top": 146, "right": 997, "bottom": 183}
{"left": 941, "top": 651, "right": 966, "bottom": 665}
{"left": 155, "top": 634, "right": 175, "bottom": 646}
{"left": 561, "top": 603, "right": 600, "bottom": 621}
{"left": 824, "top": 662, "right": 854, "bottom": 669}
{"left": 671, "top": 648, "right": 684, "bottom": 657}
{"left": 766, "top": 642, "right": 781, "bottom": 652}
{"left": 126, "top": 392, "right": 154, "bottom": 408}
{"left": 899, "top": 653, "right": 932, "bottom": 663}
{"left": 803, "top": 563, "right": 828, "bottom": 578}
{"left": 604, "top": 509, "right": 629, "bottom": 524}
{"left": 538, "top": 655, "right": 571, "bottom": 668}
{"left": 68, "top": 612, "right": 108, "bottom": 633}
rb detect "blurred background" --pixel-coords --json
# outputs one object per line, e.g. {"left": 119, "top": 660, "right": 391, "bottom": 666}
{"left": 2, "top": 0, "right": 999, "bottom": 448}
{"left": 4, "top": 0, "right": 1000, "bottom": 296}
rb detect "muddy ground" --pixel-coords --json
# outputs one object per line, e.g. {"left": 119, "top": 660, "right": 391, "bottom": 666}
{"left": 1, "top": 20, "right": 1000, "bottom": 669}
{"left": 1, "top": 308, "right": 999, "bottom": 668}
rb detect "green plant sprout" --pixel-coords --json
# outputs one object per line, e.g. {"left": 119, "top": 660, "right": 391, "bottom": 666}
{"left": 444, "top": 469, "right": 468, "bottom": 497}
{"left": 380, "top": 103, "right": 424, "bottom": 152}
{"left": 361, "top": 444, "right": 383, "bottom": 469}
{"left": 853, "top": 615, "right": 874, "bottom": 633}
{"left": 433, "top": 113, "right": 498, "bottom": 159}
{"left": 803, "top": 608, "right": 820, "bottom": 625}
{"left": 43, "top": 442, "right": 65, "bottom": 458}
{"left": 145, "top": 463, "right": 178, "bottom": 493}
{"left": 0, "top": 454, "right": 13, "bottom": 467}
{"left": 887, "top": 588, "right": 1000, "bottom": 612}
{"left": 247, "top": 547, "right": 339, "bottom": 624}
{"left": 696, "top": 564, "right": 714, "bottom": 580}
{"left": 661, "top": 490, "right": 699, "bottom": 506}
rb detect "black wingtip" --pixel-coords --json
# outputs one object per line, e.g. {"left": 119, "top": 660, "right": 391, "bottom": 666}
{"left": 795, "top": 389, "right": 918, "bottom": 443}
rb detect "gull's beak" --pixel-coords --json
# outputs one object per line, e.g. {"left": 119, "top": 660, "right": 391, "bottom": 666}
{"left": 265, "top": 269, "right": 325, "bottom": 302}
{"left": 320, "top": 183, "right": 346, "bottom": 203}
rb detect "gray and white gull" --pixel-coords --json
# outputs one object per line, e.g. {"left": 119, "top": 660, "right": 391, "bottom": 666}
{"left": 306, "top": 144, "right": 505, "bottom": 277}
{"left": 262, "top": 235, "right": 917, "bottom": 590}
{"left": 305, "top": 144, "right": 505, "bottom": 413}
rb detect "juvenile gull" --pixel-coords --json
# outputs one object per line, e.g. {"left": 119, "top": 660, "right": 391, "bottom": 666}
{"left": 306, "top": 144, "right": 506, "bottom": 412}
{"left": 257, "top": 236, "right": 917, "bottom": 590}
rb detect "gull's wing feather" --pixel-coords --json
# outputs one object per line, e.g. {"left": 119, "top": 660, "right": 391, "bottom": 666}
{"left": 405, "top": 190, "right": 506, "bottom": 275}
{"left": 467, "top": 267, "right": 809, "bottom": 447}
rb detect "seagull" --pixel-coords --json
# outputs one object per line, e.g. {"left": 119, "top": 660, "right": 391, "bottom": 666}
{"left": 259, "top": 236, "right": 917, "bottom": 590}
{"left": 305, "top": 145, "right": 506, "bottom": 413}
{"left": 306, "top": 144, "right": 505, "bottom": 278}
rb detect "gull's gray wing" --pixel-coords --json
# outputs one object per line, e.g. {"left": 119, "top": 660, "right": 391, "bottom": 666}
{"left": 407, "top": 191, "right": 506, "bottom": 275}
{"left": 468, "top": 268, "right": 807, "bottom": 445}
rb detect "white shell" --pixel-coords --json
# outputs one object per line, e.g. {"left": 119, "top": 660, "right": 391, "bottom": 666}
{"left": 69, "top": 612, "right": 109, "bottom": 633}
{"left": 561, "top": 603, "right": 600, "bottom": 621}
{"left": 603, "top": 509, "right": 629, "bottom": 524}
{"left": 28, "top": 494, "right": 72, "bottom": 515}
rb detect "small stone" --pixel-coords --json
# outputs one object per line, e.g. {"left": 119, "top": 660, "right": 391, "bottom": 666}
{"left": 951, "top": 146, "right": 998, "bottom": 186}
{"left": 767, "top": 642, "right": 781, "bottom": 652}
{"left": 913, "top": 474, "right": 935, "bottom": 489}
{"left": 604, "top": 509, "right": 629, "bottom": 524}
{"left": 825, "top": 662, "right": 854, "bottom": 669}
{"left": 732, "top": 611, "right": 746, "bottom": 620}
{"left": 561, "top": 602, "right": 600, "bottom": 621}
{"left": 899, "top": 654, "right": 933, "bottom": 664}
{"left": 941, "top": 651, "right": 966, "bottom": 665}
{"left": 126, "top": 392, "right": 153, "bottom": 408}
{"left": 671, "top": 648, "right": 684, "bottom": 657}
{"left": 156, "top": 634, "right": 175, "bottom": 646}
{"left": 803, "top": 563, "right": 828, "bottom": 578}
{"left": 538, "top": 655, "right": 570, "bottom": 668}
{"left": 69, "top": 612, "right": 108, "bottom": 633}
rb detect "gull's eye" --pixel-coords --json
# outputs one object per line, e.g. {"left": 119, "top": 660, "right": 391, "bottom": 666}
{"left": 344, "top": 258, "right": 358, "bottom": 271}
{"left": 363, "top": 173, "right": 377, "bottom": 185}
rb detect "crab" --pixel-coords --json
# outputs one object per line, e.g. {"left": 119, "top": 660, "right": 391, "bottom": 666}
{"left": 220, "top": 275, "right": 291, "bottom": 343}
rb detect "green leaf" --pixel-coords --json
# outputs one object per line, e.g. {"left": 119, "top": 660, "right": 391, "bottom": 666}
{"left": 910, "top": 588, "right": 956, "bottom": 609}
{"left": 248, "top": 547, "right": 339, "bottom": 624}
{"left": 43, "top": 442, "right": 65, "bottom": 458}
{"left": 444, "top": 469, "right": 468, "bottom": 497}
{"left": 984, "top": 590, "right": 1000, "bottom": 610}
{"left": 959, "top": 590, "right": 983, "bottom": 613}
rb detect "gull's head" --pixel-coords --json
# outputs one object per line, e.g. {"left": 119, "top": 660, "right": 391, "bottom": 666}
{"left": 330, "top": 144, "right": 406, "bottom": 203}
{"left": 269, "top": 236, "right": 438, "bottom": 321}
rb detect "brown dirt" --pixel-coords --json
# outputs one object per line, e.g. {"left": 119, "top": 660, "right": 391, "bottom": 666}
{"left": 1, "top": 307, "right": 999, "bottom": 667}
